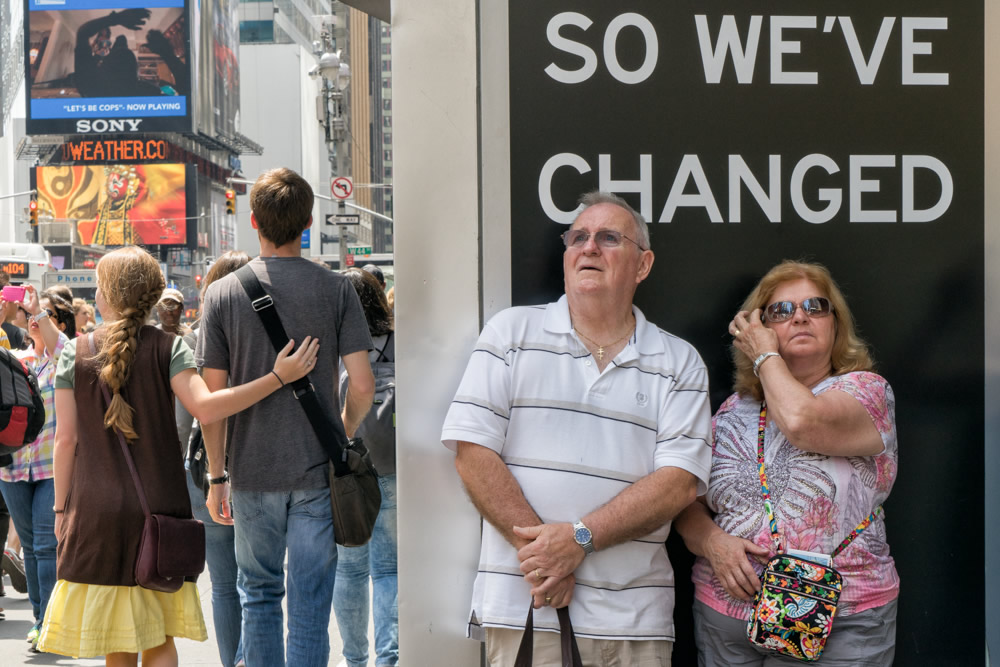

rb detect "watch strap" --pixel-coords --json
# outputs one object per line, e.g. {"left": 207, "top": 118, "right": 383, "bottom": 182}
{"left": 208, "top": 472, "right": 229, "bottom": 485}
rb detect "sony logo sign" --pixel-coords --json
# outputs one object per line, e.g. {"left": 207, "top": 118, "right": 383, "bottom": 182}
{"left": 76, "top": 119, "right": 143, "bottom": 133}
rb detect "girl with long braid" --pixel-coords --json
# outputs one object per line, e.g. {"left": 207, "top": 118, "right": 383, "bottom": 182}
{"left": 37, "top": 246, "right": 319, "bottom": 666}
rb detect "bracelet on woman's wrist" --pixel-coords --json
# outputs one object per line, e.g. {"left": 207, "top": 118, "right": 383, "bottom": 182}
{"left": 752, "top": 352, "right": 781, "bottom": 377}
{"left": 271, "top": 369, "right": 285, "bottom": 387}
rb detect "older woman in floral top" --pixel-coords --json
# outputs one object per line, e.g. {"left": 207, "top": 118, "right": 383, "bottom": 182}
{"left": 676, "top": 261, "right": 899, "bottom": 666}
{"left": 0, "top": 285, "right": 74, "bottom": 651}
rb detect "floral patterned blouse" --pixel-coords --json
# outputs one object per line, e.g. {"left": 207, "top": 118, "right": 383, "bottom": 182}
{"left": 692, "top": 371, "right": 900, "bottom": 618}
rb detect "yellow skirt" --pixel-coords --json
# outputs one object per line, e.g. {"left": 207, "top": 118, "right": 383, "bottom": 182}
{"left": 37, "top": 579, "right": 207, "bottom": 658}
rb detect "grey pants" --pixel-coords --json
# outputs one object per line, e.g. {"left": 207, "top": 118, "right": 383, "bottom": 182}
{"left": 692, "top": 599, "right": 897, "bottom": 667}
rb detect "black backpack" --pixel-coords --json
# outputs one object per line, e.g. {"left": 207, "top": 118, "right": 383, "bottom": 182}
{"left": 0, "top": 346, "right": 46, "bottom": 467}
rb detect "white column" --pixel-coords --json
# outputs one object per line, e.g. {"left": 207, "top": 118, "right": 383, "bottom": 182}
{"left": 393, "top": 0, "right": 483, "bottom": 664}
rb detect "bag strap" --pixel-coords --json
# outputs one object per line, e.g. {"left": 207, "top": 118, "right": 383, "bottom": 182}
{"left": 374, "top": 331, "right": 393, "bottom": 363}
{"left": 514, "top": 602, "right": 583, "bottom": 667}
{"left": 756, "top": 401, "right": 881, "bottom": 557}
{"left": 233, "top": 264, "right": 353, "bottom": 476}
{"left": 88, "top": 333, "right": 152, "bottom": 520}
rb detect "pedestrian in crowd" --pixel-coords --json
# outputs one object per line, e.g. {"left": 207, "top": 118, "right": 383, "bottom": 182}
{"left": 334, "top": 268, "right": 398, "bottom": 667}
{"left": 0, "top": 286, "right": 74, "bottom": 652}
{"left": 46, "top": 286, "right": 74, "bottom": 306}
{"left": 0, "top": 308, "right": 22, "bottom": 613}
{"left": 197, "top": 167, "right": 375, "bottom": 666}
{"left": 361, "top": 263, "right": 386, "bottom": 290}
{"left": 175, "top": 250, "right": 251, "bottom": 667}
{"left": 0, "top": 271, "right": 29, "bottom": 351}
{"left": 156, "top": 287, "right": 190, "bottom": 336}
{"left": 675, "top": 260, "right": 899, "bottom": 665}
{"left": 441, "top": 191, "right": 712, "bottom": 666}
{"left": 73, "top": 298, "right": 97, "bottom": 334}
{"left": 37, "top": 245, "right": 319, "bottom": 665}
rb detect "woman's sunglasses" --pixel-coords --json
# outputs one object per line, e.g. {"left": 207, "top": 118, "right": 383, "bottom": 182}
{"left": 762, "top": 297, "right": 834, "bottom": 323}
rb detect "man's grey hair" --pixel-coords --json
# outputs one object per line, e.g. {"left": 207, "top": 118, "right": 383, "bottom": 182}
{"left": 576, "top": 191, "right": 650, "bottom": 250}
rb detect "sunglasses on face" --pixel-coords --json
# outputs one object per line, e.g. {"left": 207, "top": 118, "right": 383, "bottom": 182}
{"left": 762, "top": 297, "right": 834, "bottom": 323}
{"left": 561, "top": 229, "right": 645, "bottom": 251}
{"left": 158, "top": 301, "right": 182, "bottom": 312}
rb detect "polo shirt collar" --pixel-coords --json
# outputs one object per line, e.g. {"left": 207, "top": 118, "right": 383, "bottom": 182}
{"left": 545, "top": 295, "right": 665, "bottom": 359}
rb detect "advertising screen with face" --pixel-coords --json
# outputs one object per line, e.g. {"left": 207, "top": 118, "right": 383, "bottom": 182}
{"left": 32, "top": 163, "right": 189, "bottom": 245}
{"left": 24, "top": 0, "right": 191, "bottom": 135}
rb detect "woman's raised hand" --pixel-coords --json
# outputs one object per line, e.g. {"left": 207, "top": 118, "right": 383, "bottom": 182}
{"left": 273, "top": 336, "right": 320, "bottom": 384}
{"left": 705, "top": 530, "right": 771, "bottom": 601}
{"left": 21, "top": 284, "right": 41, "bottom": 316}
{"left": 729, "top": 309, "right": 779, "bottom": 362}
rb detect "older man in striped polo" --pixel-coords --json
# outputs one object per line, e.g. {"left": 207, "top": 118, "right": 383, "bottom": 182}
{"left": 442, "top": 191, "right": 713, "bottom": 666}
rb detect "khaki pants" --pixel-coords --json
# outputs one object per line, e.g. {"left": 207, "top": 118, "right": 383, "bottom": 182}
{"left": 486, "top": 626, "right": 672, "bottom": 667}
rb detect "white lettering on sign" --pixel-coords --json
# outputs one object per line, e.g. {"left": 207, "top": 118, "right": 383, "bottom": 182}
{"left": 76, "top": 119, "right": 143, "bottom": 133}
{"left": 538, "top": 152, "right": 953, "bottom": 224}
{"left": 693, "top": 15, "right": 949, "bottom": 85}
{"left": 544, "top": 12, "right": 658, "bottom": 85}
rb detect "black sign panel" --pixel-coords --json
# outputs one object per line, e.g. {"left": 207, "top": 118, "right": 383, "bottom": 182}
{"left": 509, "top": 3, "right": 982, "bottom": 665}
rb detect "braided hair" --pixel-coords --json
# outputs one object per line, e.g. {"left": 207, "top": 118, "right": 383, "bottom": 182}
{"left": 95, "top": 246, "right": 165, "bottom": 440}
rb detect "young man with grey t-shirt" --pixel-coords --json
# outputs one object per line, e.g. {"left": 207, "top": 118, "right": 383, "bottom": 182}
{"left": 196, "top": 168, "right": 375, "bottom": 667}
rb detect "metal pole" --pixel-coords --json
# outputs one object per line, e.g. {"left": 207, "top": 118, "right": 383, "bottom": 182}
{"left": 0, "top": 189, "right": 37, "bottom": 201}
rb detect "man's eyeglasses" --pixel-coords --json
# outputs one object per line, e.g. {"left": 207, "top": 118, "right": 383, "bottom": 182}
{"left": 762, "top": 297, "right": 834, "bottom": 323}
{"left": 561, "top": 229, "right": 645, "bottom": 251}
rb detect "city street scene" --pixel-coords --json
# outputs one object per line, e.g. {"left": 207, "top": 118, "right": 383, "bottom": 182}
{"left": 0, "top": 1, "right": 996, "bottom": 666}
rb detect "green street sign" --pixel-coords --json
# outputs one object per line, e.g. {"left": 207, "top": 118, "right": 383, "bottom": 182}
{"left": 347, "top": 245, "right": 372, "bottom": 256}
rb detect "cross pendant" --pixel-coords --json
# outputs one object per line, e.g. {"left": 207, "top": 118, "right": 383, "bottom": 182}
{"left": 595, "top": 347, "right": 605, "bottom": 361}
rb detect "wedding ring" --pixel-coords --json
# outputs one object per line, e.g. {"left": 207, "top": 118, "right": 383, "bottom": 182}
{"left": 545, "top": 596, "right": 552, "bottom": 604}
{"left": 734, "top": 328, "right": 741, "bottom": 336}
{"left": 535, "top": 569, "right": 542, "bottom": 580}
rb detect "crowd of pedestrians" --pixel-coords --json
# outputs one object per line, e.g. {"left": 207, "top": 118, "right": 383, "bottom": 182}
{"left": 0, "top": 167, "right": 399, "bottom": 666}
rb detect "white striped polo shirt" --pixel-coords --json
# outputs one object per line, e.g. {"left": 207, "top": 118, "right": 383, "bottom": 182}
{"left": 442, "top": 295, "right": 712, "bottom": 642}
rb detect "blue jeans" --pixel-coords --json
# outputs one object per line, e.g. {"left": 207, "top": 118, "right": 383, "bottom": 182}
{"left": 0, "top": 477, "right": 56, "bottom": 624}
{"left": 232, "top": 486, "right": 336, "bottom": 667}
{"left": 333, "top": 474, "right": 398, "bottom": 667}
{"left": 186, "top": 474, "right": 243, "bottom": 667}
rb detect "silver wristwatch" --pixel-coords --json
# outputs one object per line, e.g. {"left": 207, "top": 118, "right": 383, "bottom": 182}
{"left": 752, "top": 352, "right": 781, "bottom": 377}
{"left": 573, "top": 520, "right": 595, "bottom": 555}
{"left": 31, "top": 310, "right": 51, "bottom": 324}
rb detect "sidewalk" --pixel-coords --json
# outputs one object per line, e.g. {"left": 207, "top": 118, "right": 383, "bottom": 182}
{"left": 1, "top": 566, "right": 369, "bottom": 666}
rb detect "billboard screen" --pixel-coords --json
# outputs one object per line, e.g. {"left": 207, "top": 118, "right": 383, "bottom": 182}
{"left": 24, "top": 0, "right": 191, "bottom": 135}
{"left": 32, "top": 163, "right": 190, "bottom": 245}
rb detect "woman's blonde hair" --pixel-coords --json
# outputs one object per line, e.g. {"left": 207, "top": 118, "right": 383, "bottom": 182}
{"left": 733, "top": 260, "right": 874, "bottom": 400}
{"left": 95, "top": 246, "right": 165, "bottom": 440}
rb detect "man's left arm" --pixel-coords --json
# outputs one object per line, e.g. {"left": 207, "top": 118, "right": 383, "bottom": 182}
{"left": 341, "top": 349, "right": 374, "bottom": 438}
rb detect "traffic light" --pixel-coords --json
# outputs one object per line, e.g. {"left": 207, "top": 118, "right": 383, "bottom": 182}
{"left": 195, "top": 274, "right": 203, "bottom": 289}
{"left": 225, "top": 190, "right": 236, "bottom": 215}
{"left": 28, "top": 198, "right": 38, "bottom": 225}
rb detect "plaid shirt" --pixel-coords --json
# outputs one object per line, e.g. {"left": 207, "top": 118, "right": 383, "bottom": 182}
{"left": 0, "top": 333, "right": 67, "bottom": 483}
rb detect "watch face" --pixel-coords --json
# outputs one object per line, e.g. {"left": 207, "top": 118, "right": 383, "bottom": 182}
{"left": 574, "top": 526, "right": 592, "bottom": 544}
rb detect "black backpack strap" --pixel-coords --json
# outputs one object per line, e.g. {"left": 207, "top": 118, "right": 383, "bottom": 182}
{"left": 374, "top": 331, "right": 393, "bottom": 363}
{"left": 233, "top": 264, "right": 352, "bottom": 476}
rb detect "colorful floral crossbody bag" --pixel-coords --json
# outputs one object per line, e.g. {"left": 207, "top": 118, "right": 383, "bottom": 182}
{"left": 746, "top": 401, "right": 882, "bottom": 662}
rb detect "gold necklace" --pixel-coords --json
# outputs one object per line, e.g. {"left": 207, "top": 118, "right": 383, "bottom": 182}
{"left": 573, "top": 325, "right": 634, "bottom": 361}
